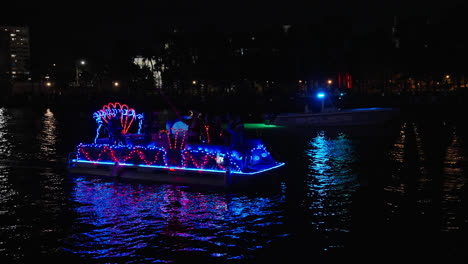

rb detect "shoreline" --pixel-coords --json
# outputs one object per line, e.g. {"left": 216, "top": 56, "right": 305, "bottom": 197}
{"left": 1, "top": 92, "right": 467, "bottom": 122}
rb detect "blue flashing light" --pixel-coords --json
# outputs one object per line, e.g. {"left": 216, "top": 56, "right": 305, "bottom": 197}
{"left": 317, "top": 92, "right": 325, "bottom": 99}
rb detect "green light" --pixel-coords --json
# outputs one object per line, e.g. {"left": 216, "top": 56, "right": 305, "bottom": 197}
{"left": 244, "top": 123, "right": 283, "bottom": 129}
{"left": 222, "top": 123, "right": 284, "bottom": 130}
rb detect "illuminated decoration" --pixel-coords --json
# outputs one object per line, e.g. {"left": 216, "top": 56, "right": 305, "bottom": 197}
{"left": 92, "top": 102, "right": 144, "bottom": 143}
{"left": 69, "top": 102, "right": 285, "bottom": 181}
{"left": 77, "top": 144, "right": 168, "bottom": 167}
{"left": 317, "top": 92, "right": 325, "bottom": 98}
{"left": 204, "top": 125, "right": 210, "bottom": 143}
{"left": 72, "top": 142, "right": 283, "bottom": 175}
{"left": 166, "top": 119, "right": 211, "bottom": 144}
{"left": 182, "top": 149, "right": 227, "bottom": 171}
{"left": 158, "top": 128, "right": 186, "bottom": 149}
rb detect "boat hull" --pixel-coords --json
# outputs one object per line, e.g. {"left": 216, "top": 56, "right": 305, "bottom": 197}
{"left": 273, "top": 107, "right": 399, "bottom": 127}
{"left": 67, "top": 160, "right": 285, "bottom": 188}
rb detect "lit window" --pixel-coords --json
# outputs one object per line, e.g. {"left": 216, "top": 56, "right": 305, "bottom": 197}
{"left": 10, "top": 33, "right": 16, "bottom": 37}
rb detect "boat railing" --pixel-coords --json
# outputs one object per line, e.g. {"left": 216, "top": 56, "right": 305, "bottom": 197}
{"left": 67, "top": 152, "right": 77, "bottom": 168}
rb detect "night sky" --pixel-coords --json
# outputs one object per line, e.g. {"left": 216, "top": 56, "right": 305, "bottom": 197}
{"left": 2, "top": 1, "right": 467, "bottom": 70}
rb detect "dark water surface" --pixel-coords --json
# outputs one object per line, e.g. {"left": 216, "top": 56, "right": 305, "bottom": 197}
{"left": 0, "top": 106, "right": 467, "bottom": 263}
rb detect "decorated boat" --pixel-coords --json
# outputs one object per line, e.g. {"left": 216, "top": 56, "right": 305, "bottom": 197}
{"left": 67, "top": 102, "right": 285, "bottom": 187}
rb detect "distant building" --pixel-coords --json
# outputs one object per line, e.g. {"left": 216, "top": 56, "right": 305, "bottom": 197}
{"left": 0, "top": 26, "right": 31, "bottom": 80}
{"left": 0, "top": 31, "right": 9, "bottom": 79}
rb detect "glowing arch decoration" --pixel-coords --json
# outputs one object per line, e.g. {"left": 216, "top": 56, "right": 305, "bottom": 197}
{"left": 92, "top": 102, "right": 144, "bottom": 143}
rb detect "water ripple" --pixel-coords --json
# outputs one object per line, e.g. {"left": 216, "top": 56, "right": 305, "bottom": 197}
{"left": 305, "top": 131, "right": 359, "bottom": 232}
{"left": 63, "top": 177, "right": 286, "bottom": 262}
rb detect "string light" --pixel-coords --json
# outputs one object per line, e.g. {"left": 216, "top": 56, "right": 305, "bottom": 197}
{"left": 74, "top": 143, "right": 283, "bottom": 173}
{"left": 93, "top": 102, "right": 144, "bottom": 143}
{"left": 74, "top": 103, "right": 286, "bottom": 176}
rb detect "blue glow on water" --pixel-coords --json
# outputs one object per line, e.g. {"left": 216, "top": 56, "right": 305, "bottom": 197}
{"left": 63, "top": 177, "right": 287, "bottom": 262}
{"left": 305, "top": 131, "right": 359, "bottom": 232}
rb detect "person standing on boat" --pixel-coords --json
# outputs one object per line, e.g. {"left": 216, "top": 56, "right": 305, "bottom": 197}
{"left": 228, "top": 114, "right": 248, "bottom": 168}
{"left": 184, "top": 110, "right": 202, "bottom": 144}
{"left": 109, "top": 112, "right": 124, "bottom": 145}
{"left": 206, "top": 113, "right": 223, "bottom": 144}
{"left": 227, "top": 114, "right": 245, "bottom": 148}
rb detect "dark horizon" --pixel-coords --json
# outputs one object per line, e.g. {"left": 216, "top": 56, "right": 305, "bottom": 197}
{"left": 3, "top": 1, "right": 467, "bottom": 59}
{"left": 2, "top": 1, "right": 468, "bottom": 89}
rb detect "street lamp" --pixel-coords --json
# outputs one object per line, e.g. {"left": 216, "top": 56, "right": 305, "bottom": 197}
{"left": 76, "top": 59, "right": 86, "bottom": 86}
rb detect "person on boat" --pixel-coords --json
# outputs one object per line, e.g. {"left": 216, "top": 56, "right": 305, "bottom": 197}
{"left": 108, "top": 112, "right": 124, "bottom": 145}
{"left": 184, "top": 110, "right": 202, "bottom": 144}
{"left": 227, "top": 114, "right": 245, "bottom": 148}
{"left": 228, "top": 114, "right": 249, "bottom": 168}
{"left": 205, "top": 113, "right": 223, "bottom": 144}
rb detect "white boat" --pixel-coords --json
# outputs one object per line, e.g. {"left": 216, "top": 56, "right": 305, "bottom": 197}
{"left": 272, "top": 107, "right": 400, "bottom": 127}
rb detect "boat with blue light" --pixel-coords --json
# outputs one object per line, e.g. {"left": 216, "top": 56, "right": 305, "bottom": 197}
{"left": 272, "top": 92, "right": 399, "bottom": 127}
{"left": 67, "top": 102, "right": 285, "bottom": 187}
{"left": 273, "top": 107, "right": 400, "bottom": 127}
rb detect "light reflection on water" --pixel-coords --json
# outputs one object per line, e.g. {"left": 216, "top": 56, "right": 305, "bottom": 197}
{"left": 0, "top": 107, "right": 59, "bottom": 162}
{"left": 1, "top": 106, "right": 468, "bottom": 262}
{"left": 305, "top": 131, "right": 359, "bottom": 232}
{"left": 64, "top": 177, "right": 286, "bottom": 262}
{"left": 0, "top": 108, "right": 13, "bottom": 160}
{"left": 441, "top": 127, "right": 466, "bottom": 231}
{"left": 384, "top": 121, "right": 467, "bottom": 232}
{"left": 37, "top": 108, "right": 58, "bottom": 161}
